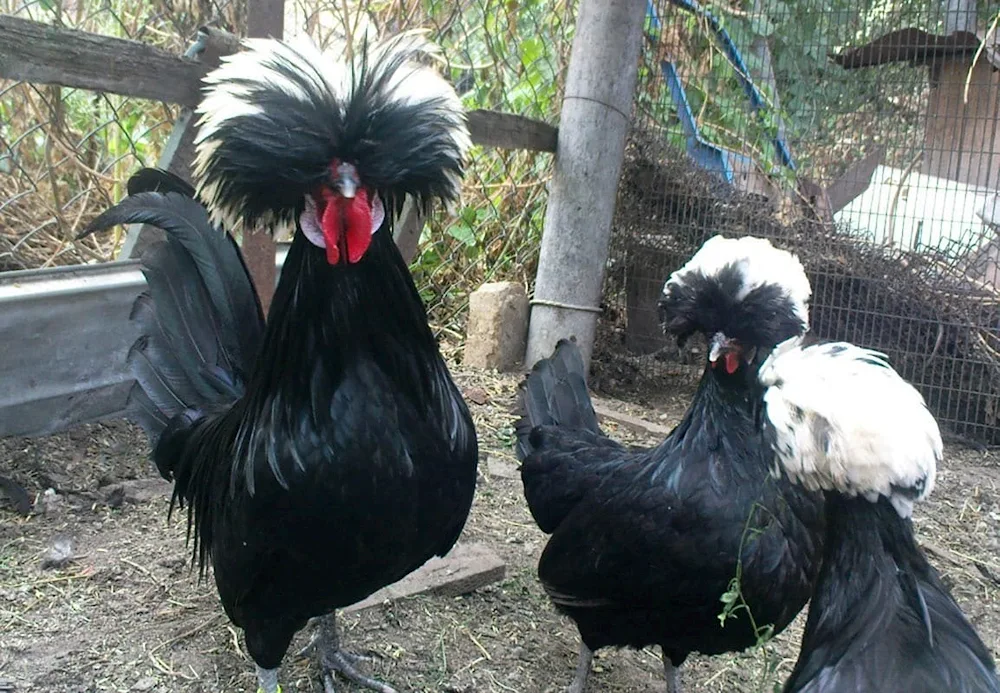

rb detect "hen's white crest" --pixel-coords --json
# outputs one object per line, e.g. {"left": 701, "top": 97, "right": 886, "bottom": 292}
{"left": 664, "top": 235, "right": 812, "bottom": 329}
{"left": 759, "top": 336, "right": 941, "bottom": 517}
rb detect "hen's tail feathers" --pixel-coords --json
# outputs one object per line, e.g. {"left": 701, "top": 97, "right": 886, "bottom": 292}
{"left": 80, "top": 174, "right": 264, "bottom": 452}
{"left": 515, "top": 339, "right": 601, "bottom": 461}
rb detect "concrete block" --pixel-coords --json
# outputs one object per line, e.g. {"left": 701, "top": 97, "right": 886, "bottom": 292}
{"left": 464, "top": 282, "right": 529, "bottom": 371}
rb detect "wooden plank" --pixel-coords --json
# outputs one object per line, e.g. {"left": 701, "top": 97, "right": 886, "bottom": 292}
{"left": 0, "top": 15, "right": 208, "bottom": 107}
{"left": 343, "top": 542, "right": 506, "bottom": 614}
{"left": 591, "top": 397, "right": 672, "bottom": 438}
{"left": 467, "top": 109, "right": 557, "bottom": 153}
{"left": 824, "top": 145, "right": 884, "bottom": 214}
{"left": 0, "top": 17, "right": 557, "bottom": 153}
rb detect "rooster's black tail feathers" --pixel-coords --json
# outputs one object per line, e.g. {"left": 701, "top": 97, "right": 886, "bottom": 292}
{"left": 515, "top": 339, "right": 601, "bottom": 461}
{"left": 81, "top": 169, "right": 264, "bottom": 446}
{"left": 125, "top": 167, "right": 197, "bottom": 197}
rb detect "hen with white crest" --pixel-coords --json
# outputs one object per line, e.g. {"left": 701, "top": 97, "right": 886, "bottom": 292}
{"left": 80, "top": 31, "right": 476, "bottom": 693}
{"left": 517, "top": 235, "right": 825, "bottom": 693}
{"left": 759, "top": 337, "right": 999, "bottom": 692}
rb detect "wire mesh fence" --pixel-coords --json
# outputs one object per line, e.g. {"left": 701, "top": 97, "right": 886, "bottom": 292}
{"left": 0, "top": 0, "right": 570, "bottom": 352}
{"left": 0, "top": 0, "right": 243, "bottom": 269}
{"left": 6, "top": 0, "right": 1000, "bottom": 442}
{"left": 597, "top": 0, "right": 1000, "bottom": 444}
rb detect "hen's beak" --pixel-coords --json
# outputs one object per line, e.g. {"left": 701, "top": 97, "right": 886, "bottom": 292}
{"left": 709, "top": 333, "right": 735, "bottom": 363}
{"left": 709, "top": 332, "right": 746, "bottom": 375}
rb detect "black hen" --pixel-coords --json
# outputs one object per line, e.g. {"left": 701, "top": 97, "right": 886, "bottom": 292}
{"left": 517, "top": 236, "right": 825, "bottom": 693}
{"left": 759, "top": 338, "right": 999, "bottom": 692}
{"left": 80, "top": 31, "right": 477, "bottom": 693}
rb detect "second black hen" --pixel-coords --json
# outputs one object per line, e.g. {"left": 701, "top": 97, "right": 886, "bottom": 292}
{"left": 517, "top": 235, "right": 825, "bottom": 693}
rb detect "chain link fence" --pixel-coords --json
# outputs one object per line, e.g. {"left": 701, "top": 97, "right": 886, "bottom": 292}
{"left": 0, "top": 0, "right": 571, "bottom": 355}
{"left": 597, "top": 0, "right": 1000, "bottom": 444}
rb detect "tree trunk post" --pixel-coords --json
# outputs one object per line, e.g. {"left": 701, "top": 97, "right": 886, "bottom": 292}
{"left": 524, "top": 0, "right": 645, "bottom": 371}
{"left": 243, "top": 0, "right": 284, "bottom": 316}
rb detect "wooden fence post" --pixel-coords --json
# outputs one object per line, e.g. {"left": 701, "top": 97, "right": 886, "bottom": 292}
{"left": 243, "top": 0, "right": 284, "bottom": 316}
{"left": 524, "top": 0, "right": 645, "bottom": 371}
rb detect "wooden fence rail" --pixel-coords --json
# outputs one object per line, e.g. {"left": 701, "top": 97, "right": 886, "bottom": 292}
{"left": 0, "top": 15, "right": 558, "bottom": 152}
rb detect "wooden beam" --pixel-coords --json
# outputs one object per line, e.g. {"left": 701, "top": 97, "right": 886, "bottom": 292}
{"left": 121, "top": 30, "right": 241, "bottom": 260}
{"left": 467, "top": 109, "right": 557, "bottom": 153}
{"left": 247, "top": 0, "right": 285, "bottom": 38}
{"left": 242, "top": 0, "right": 285, "bottom": 317}
{"left": 393, "top": 196, "right": 426, "bottom": 265}
{"left": 525, "top": 0, "right": 646, "bottom": 371}
{"left": 0, "top": 16, "right": 557, "bottom": 154}
{"left": 0, "top": 15, "right": 209, "bottom": 107}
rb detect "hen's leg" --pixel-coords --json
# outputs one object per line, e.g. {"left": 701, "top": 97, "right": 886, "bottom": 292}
{"left": 566, "top": 642, "right": 594, "bottom": 693}
{"left": 303, "top": 611, "right": 396, "bottom": 693}
{"left": 662, "top": 653, "right": 682, "bottom": 693}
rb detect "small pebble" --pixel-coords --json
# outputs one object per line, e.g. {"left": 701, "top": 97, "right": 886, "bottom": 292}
{"left": 132, "top": 676, "right": 157, "bottom": 691}
{"left": 41, "top": 538, "right": 74, "bottom": 571}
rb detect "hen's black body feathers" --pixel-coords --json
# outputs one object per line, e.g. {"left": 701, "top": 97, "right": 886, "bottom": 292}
{"left": 784, "top": 494, "right": 998, "bottom": 693}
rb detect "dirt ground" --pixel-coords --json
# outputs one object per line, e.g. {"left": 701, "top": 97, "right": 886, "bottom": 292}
{"left": 1, "top": 365, "right": 999, "bottom": 693}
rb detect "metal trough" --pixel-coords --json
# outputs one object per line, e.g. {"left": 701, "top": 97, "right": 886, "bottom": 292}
{"left": 0, "top": 244, "right": 290, "bottom": 437}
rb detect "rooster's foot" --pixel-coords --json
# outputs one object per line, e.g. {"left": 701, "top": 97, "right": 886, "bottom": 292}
{"left": 663, "top": 654, "right": 682, "bottom": 693}
{"left": 309, "top": 611, "right": 396, "bottom": 693}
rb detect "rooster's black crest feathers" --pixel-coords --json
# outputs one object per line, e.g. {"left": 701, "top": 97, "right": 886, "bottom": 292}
{"left": 193, "top": 32, "right": 470, "bottom": 233}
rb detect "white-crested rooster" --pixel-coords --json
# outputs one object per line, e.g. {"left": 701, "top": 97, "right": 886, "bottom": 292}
{"left": 80, "top": 32, "right": 478, "bottom": 693}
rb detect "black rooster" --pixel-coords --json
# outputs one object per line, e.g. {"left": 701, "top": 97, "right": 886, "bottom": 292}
{"left": 759, "top": 338, "right": 1000, "bottom": 692}
{"left": 80, "top": 32, "right": 477, "bottom": 693}
{"left": 517, "top": 235, "right": 825, "bottom": 693}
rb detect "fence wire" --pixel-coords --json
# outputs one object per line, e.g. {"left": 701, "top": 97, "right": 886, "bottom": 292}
{"left": 0, "top": 0, "right": 570, "bottom": 352}
{"left": 598, "top": 0, "right": 1000, "bottom": 444}
{"left": 0, "top": 0, "right": 243, "bottom": 270}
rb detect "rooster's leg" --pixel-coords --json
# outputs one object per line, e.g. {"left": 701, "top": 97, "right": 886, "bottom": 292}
{"left": 566, "top": 642, "right": 594, "bottom": 693}
{"left": 662, "top": 653, "right": 682, "bottom": 693}
{"left": 255, "top": 665, "right": 281, "bottom": 693}
{"left": 309, "top": 611, "right": 396, "bottom": 693}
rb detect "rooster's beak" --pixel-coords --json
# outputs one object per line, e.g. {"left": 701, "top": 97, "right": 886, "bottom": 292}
{"left": 334, "top": 161, "right": 360, "bottom": 199}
